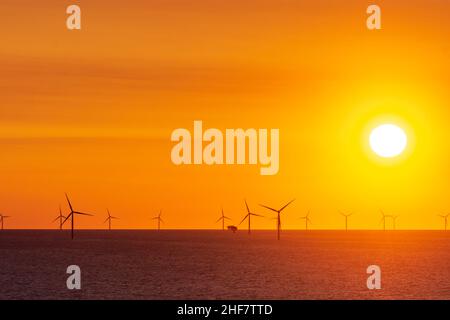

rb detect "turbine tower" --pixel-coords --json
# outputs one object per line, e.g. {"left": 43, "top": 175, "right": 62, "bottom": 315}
{"left": 0, "top": 214, "right": 11, "bottom": 230}
{"left": 438, "top": 214, "right": 449, "bottom": 231}
{"left": 52, "top": 205, "right": 66, "bottom": 230}
{"left": 152, "top": 210, "right": 163, "bottom": 230}
{"left": 299, "top": 211, "right": 311, "bottom": 230}
{"left": 216, "top": 208, "right": 231, "bottom": 231}
{"left": 104, "top": 209, "right": 119, "bottom": 230}
{"left": 380, "top": 209, "right": 392, "bottom": 231}
{"left": 259, "top": 199, "right": 295, "bottom": 240}
{"left": 239, "top": 200, "right": 264, "bottom": 235}
{"left": 392, "top": 215, "right": 399, "bottom": 230}
{"left": 62, "top": 193, "right": 94, "bottom": 239}
{"left": 339, "top": 211, "right": 353, "bottom": 231}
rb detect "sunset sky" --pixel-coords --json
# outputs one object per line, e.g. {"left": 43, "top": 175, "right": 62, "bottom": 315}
{"left": 1, "top": 0, "right": 449, "bottom": 229}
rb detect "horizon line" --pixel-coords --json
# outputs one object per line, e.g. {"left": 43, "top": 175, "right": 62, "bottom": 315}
{"left": 0, "top": 228, "right": 446, "bottom": 232}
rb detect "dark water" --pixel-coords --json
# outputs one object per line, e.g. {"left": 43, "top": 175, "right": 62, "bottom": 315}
{"left": 0, "top": 230, "right": 449, "bottom": 300}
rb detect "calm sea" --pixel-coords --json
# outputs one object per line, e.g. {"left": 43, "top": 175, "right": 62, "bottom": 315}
{"left": 0, "top": 230, "right": 449, "bottom": 300}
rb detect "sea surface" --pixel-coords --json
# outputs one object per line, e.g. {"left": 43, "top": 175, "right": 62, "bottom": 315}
{"left": 0, "top": 230, "right": 449, "bottom": 300}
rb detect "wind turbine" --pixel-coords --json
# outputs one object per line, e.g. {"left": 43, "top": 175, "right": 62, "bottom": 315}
{"left": 239, "top": 200, "right": 264, "bottom": 235}
{"left": 104, "top": 209, "right": 119, "bottom": 230}
{"left": 216, "top": 208, "right": 231, "bottom": 231}
{"left": 61, "top": 193, "right": 94, "bottom": 239}
{"left": 152, "top": 210, "right": 163, "bottom": 230}
{"left": 392, "top": 215, "right": 399, "bottom": 230}
{"left": 380, "top": 210, "right": 392, "bottom": 231}
{"left": 339, "top": 211, "right": 353, "bottom": 231}
{"left": 438, "top": 213, "right": 449, "bottom": 231}
{"left": 52, "top": 205, "right": 66, "bottom": 230}
{"left": 0, "top": 214, "right": 11, "bottom": 230}
{"left": 259, "top": 199, "right": 295, "bottom": 240}
{"left": 299, "top": 211, "right": 311, "bottom": 230}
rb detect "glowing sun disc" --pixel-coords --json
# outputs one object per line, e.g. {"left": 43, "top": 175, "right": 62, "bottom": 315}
{"left": 369, "top": 124, "right": 407, "bottom": 158}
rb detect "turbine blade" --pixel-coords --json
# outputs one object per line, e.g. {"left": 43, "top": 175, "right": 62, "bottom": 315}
{"left": 259, "top": 204, "right": 278, "bottom": 213}
{"left": 65, "top": 193, "right": 73, "bottom": 212}
{"left": 245, "top": 200, "right": 250, "bottom": 214}
{"left": 239, "top": 214, "right": 249, "bottom": 225}
{"left": 215, "top": 217, "right": 223, "bottom": 223}
{"left": 103, "top": 218, "right": 109, "bottom": 223}
{"left": 224, "top": 216, "right": 231, "bottom": 220}
{"left": 74, "top": 211, "right": 93, "bottom": 216}
{"left": 250, "top": 213, "right": 264, "bottom": 218}
{"left": 52, "top": 216, "right": 60, "bottom": 223}
{"left": 279, "top": 199, "right": 296, "bottom": 212}
{"left": 62, "top": 213, "right": 72, "bottom": 225}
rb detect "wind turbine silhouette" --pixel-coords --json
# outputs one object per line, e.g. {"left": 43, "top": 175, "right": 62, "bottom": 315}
{"left": 61, "top": 193, "right": 94, "bottom": 239}
{"left": 239, "top": 200, "right": 264, "bottom": 235}
{"left": 259, "top": 199, "right": 295, "bottom": 240}
{"left": 104, "top": 209, "right": 119, "bottom": 230}
{"left": 52, "top": 205, "right": 66, "bottom": 230}
{"left": 392, "top": 215, "right": 399, "bottom": 230}
{"left": 380, "top": 210, "right": 392, "bottom": 231}
{"left": 339, "top": 211, "right": 353, "bottom": 231}
{"left": 0, "top": 214, "right": 11, "bottom": 230}
{"left": 216, "top": 208, "right": 231, "bottom": 231}
{"left": 152, "top": 210, "right": 163, "bottom": 230}
{"left": 299, "top": 211, "right": 311, "bottom": 230}
{"left": 438, "top": 213, "right": 449, "bottom": 231}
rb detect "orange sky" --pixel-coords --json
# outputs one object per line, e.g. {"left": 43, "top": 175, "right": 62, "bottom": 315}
{"left": 1, "top": 0, "right": 450, "bottom": 230}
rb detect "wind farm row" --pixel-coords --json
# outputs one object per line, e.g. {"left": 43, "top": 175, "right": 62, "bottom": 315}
{"left": 216, "top": 201, "right": 440, "bottom": 238}
{"left": 1, "top": 195, "right": 449, "bottom": 239}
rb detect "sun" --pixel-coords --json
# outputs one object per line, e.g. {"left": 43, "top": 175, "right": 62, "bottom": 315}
{"left": 369, "top": 124, "right": 407, "bottom": 158}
